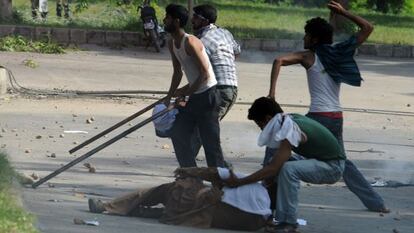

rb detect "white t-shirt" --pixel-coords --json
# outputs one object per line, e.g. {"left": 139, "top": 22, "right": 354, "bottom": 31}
{"left": 217, "top": 167, "right": 272, "bottom": 217}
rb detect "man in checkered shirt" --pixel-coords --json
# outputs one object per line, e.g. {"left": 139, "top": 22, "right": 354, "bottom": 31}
{"left": 192, "top": 4, "right": 241, "bottom": 120}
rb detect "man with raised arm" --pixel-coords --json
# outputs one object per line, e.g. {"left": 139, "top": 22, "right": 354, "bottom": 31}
{"left": 266, "top": 0, "right": 388, "bottom": 213}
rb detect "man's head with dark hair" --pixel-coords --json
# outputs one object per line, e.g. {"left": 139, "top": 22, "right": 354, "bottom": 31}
{"left": 303, "top": 17, "right": 333, "bottom": 49}
{"left": 192, "top": 4, "right": 217, "bottom": 31}
{"left": 164, "top": 4, "right": 188, "bottom": 33}
{"left": 248, "top": 97, "right": 284, "bottom": 129}
{"left": 194, "top": 4, "right": 217, "bottom": 24}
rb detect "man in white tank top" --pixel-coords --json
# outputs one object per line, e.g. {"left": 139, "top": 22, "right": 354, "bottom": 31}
{"left": 263, "top": 1, "right": 389, "bottom": 224}
{"left": 162, "top": 4, "right": 225, "bottom": 168}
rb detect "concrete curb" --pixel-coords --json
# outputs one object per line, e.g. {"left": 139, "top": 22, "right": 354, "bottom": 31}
{"left": 0, "top": 25, "right": 145, "bottom": 47}
{"left": 1, "top": 25, "right": 413, "bottom": 58}
{"left": 240, "top": 38, "right": 414, "bottom": 58}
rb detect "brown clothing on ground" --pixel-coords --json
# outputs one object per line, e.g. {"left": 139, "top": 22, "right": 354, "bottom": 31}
{"left": 102, "top": 168, "right": 266, "bottom": 231}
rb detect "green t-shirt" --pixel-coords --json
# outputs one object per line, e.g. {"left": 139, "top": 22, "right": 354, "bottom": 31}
{"left": 290, "top": 114, "right": 346, "bottom": 161}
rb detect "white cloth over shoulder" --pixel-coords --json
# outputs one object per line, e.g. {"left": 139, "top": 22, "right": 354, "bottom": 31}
{"left": 257, "top": 113, "right": 302, "bottom": 149}
{"left": 217, "top": 167, "right": 271, "bottom": 217}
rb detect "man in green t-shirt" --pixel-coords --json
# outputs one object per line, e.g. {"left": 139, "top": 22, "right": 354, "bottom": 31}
{"left": 224, "top": 97, "right": 345, "bottom": 233}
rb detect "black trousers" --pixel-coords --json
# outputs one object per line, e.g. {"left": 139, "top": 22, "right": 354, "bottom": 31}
{"left": 170, "top": 87, "right": 224, "bottom": 167}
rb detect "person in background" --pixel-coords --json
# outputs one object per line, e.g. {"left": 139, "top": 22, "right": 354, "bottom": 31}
{"left": 189, "top": 4, "right": 241, "bottom": 166}
{"left": 56, "top": 0, "right": 70, "bottom": 18}
{"left": 31, "top": 0, "right": 48, "bottom": 19}
{"left": 192, "top": 4, "right": 241, "bottom": 120}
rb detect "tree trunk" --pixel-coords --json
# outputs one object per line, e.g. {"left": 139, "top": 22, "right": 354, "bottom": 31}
{"left": 0, "top": 0, "right": 13, "bottom": 21}
{"left": 329, "top": 0, "right": 349, "bottom": 34}
{"left": 376, "top": 0, "right": 388, "bottom": 13}
{"left": 187, "top": 0, "right": 193, "bottom": 27}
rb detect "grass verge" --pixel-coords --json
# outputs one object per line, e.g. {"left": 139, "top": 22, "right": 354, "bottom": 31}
{"left": 0, "top": 152, "right": 38, "bottom": 233}
{"left": 0, "top": 36, "right": 65, "bottom": 54}
{"left": 6, "top": 0, "right": 414, "bottom": 45}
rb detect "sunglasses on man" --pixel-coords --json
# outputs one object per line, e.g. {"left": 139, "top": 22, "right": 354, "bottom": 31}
{"left": 193, "top": 13, "right": 208, "bottom": 21}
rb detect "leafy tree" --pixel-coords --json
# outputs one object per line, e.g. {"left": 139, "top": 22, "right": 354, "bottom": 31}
{"left": 349, "top": 0, "right": 412, "bottom": 13}
{"left": 367, "top": 0, "right": 405, "bottom": 13}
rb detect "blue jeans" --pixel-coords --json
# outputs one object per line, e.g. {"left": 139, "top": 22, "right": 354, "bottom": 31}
{"left": 306, "top": 113, "right": 386, "bottom": 211}
{"left": 276, "top": 159, "right": 345, "bottom": 224}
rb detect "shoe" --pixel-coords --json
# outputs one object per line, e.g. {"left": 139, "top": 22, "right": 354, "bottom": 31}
{"left": 40, "top": 11, "right": 48, "bottom": 19}
{"left": 265, "top": 222, "right": 299, "bottom": 233}
{"left": 371, "top": 206, "right": 391, "bottom": 213}
{"left": 88, "top": 198, "right": 106, "bottom": 213}
{"left": 31, "top": 10, "right": 37, "bottom": 19}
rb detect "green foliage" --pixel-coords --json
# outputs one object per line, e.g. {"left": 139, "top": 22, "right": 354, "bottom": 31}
{"left": 10, "top": 0, "right": 141, "bottom": 32}
{"left": 263, "top": 0, "right": 329, "bottom": 7}
{"left": 73, "top": 0, "right": 135, "bottom": 13}
{"left": 8, "top": 0, "right": 414, "bottom": 45}
{"left": 0, "top": 153, "right": 38, "bottom": 233}
{"left": 350, "top": 0, "right": 368, "bottom": 10}
{"left": 74, "top": 0, "right": 90, "bottom": 14}
{"left": 0, "top": 36, "right": 65, "bottom": 54}
{"left": 23, "top": 59, "right": 39, "bottom": 68}
{"left": 403, "top": 0, "right": 414, "bottom": 13}
{"left": 263, "top": 0, "right": 414, "bottom": 13}
{"left": 350, "top": 0, "right": 414, "bottom": 14}
{"left": 0, "top": 154, "right": 15, "bottom": 190}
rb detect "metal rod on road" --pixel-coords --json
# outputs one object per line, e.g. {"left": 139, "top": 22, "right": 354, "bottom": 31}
{"left": 32, "top": 104, "right": 175, "bottom": 189}
{"left": 69, "top": 97, "right": 167, "bottom": 154}
{"left": 75, "top": 90, "right": 169, "bottom": 95}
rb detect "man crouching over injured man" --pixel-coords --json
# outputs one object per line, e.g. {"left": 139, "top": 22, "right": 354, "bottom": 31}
{"left": 223, "top": 97, "right": 346, "bottom": 233}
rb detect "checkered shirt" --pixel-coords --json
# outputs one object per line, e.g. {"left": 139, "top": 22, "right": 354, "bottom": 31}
{"left": 197, "top": 24, "right": 241, "bottom": 87}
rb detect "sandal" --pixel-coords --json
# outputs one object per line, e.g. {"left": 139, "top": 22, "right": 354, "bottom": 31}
{"left": 265, "top": 222, "right": 299, "bottom": 233}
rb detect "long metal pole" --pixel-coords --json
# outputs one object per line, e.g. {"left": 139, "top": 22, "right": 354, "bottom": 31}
{"left": 69, "top": 97, "right": 167, "bottom": 154}
{"left": 74, "top": 90, "right": 169, "bottom": 95}
{"left": 32, "top": 104, "right": 175, "bottom": 189}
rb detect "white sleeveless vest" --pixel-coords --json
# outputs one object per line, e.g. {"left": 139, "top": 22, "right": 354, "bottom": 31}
{"left": 173, "top": 34, "right": 217, "bottom": 94}
{"left": 306, "top": 54, "right": 341, "bottom": 112}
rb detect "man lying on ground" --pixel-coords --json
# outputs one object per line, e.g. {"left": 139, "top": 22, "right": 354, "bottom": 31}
{"left": 88, "top": 167, "right": 271, "bottom": 231}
